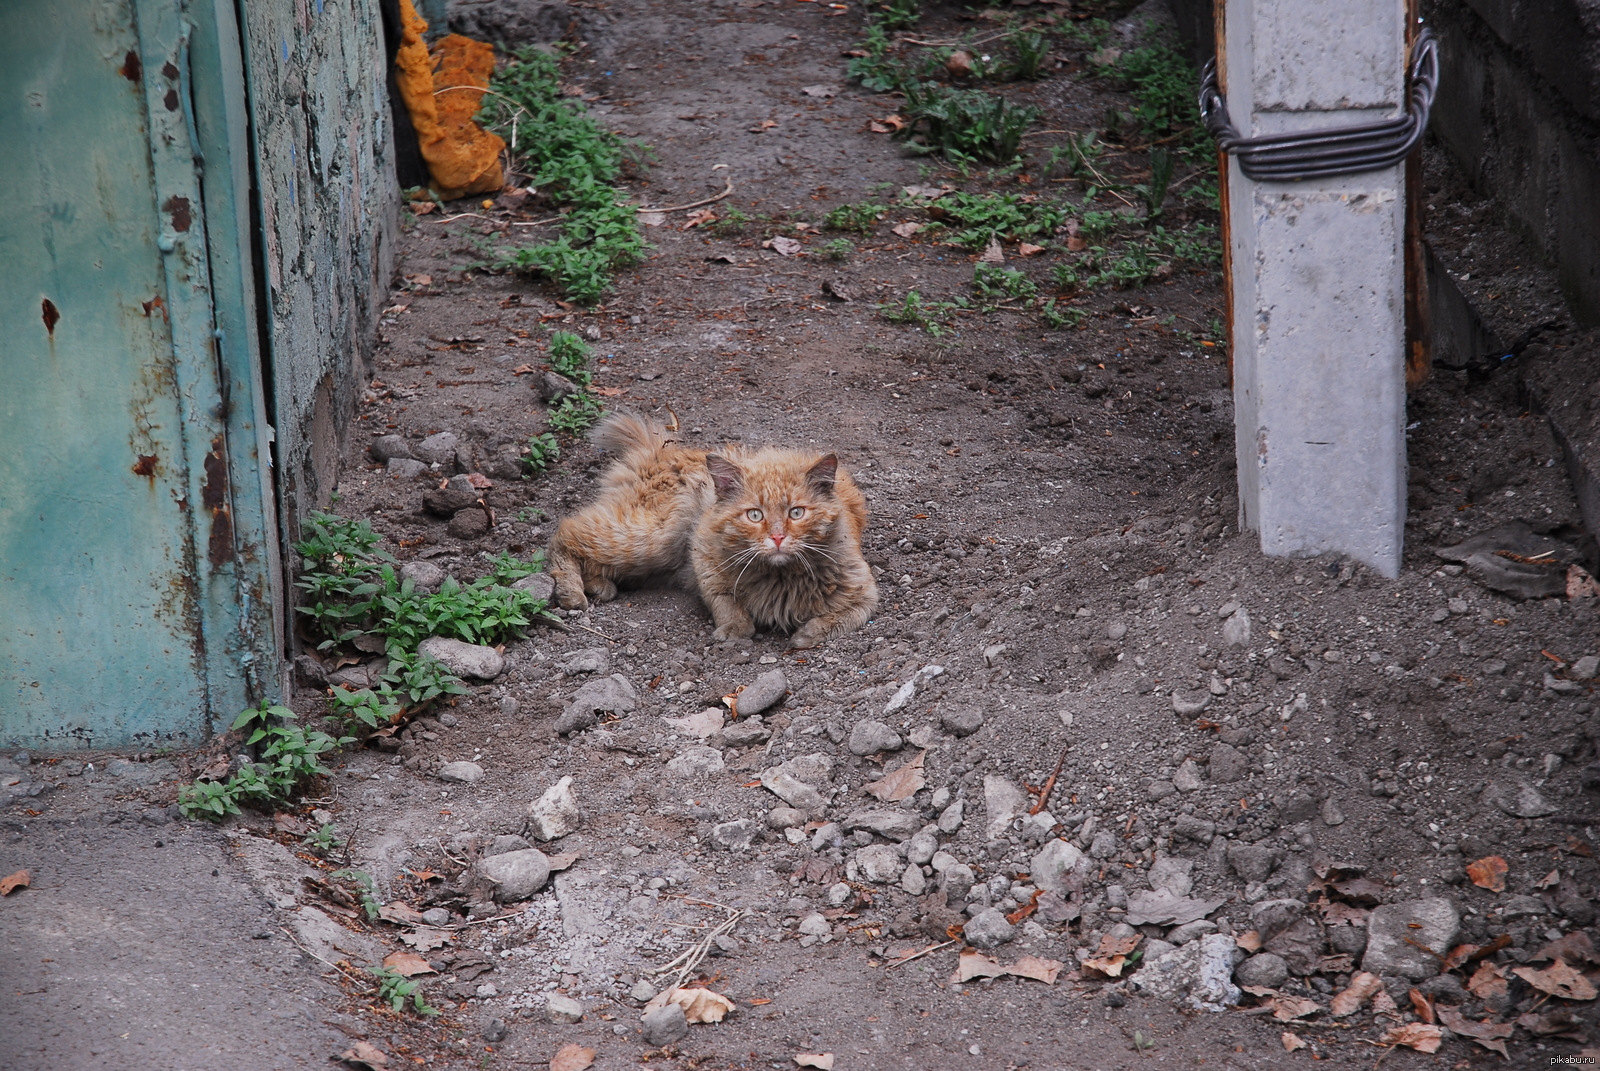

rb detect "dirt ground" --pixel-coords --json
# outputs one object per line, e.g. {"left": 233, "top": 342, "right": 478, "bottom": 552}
{"left": 6, "top": 1, "right": 1600, "bottom": 1068}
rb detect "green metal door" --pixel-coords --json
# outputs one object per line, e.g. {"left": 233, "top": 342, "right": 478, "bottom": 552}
{"left": 1, "top": 0, "right": 280, "bottom": 750}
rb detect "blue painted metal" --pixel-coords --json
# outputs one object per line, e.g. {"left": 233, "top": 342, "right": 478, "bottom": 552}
{"left": 1, "top": 0, "right": 279, "bottom": 751}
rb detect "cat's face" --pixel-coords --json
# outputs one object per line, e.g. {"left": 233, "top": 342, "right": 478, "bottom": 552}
{"left": 705, "top": 453, "right": 842, "bottom": 566}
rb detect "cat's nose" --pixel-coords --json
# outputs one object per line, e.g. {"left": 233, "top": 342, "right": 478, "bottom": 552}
{"left": 770, "top": 531, "right": 786, "bottom": 548}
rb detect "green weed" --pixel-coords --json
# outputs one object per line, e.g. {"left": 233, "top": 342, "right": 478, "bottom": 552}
{"left": 870, "top": 0, "right": 920, "bottom": 31}
{"left": 1138, "top": 147, "right": 1175, "bottom": 218}
{"left": 368, "top": 966, "right": 440, "bottom": 1017}
{"left": 375, "top": 574, "right": 548, "bottom": 653}
{"left": 1114, "top": 43, "right": 1203, "bottom": 139}
{"left": 822, "top": 237, "right": 855, "bottom": 261}
{"left": 1050, "top": 263, "right": 1079, "bottom": 291}
{"left": 549, "top": 391, "right": 604, "bottom": 435}
{"left": 484, "top": 550, "right": 546, "bottom": 586}
{"left": 973, "top": 263, "right": 1037, "bottom": 304}
{"left": 547, "top": 331, "right": 592, "bottom": 384}
{"left": 304, "top": 823, "right": 344, "bottom": 856}
{"left": 930, "top": 191, "right": 1066, "bottom": 250}
{"left": 881, "top": 290, "right": 962, "bottom": 336}
{"left": 711, "top": 205, "right": 752, "bottom": 236}
{"left": 897, "top": 82, "right": 1039, "bottom": 163}
{"left": 1007, "top": 29, "right": 1050, "bottom": 80}
{"left": 823, "top": 201, "right": 888, "bottom": 234}
{"left": 1040, "top": 299, "right": 1087, "bottom": 329}
{"left": 178, "top": 703, "right": 350, "bottom": 821}
{"left": 523, "top": 431, "right": 560, "bottom": 473}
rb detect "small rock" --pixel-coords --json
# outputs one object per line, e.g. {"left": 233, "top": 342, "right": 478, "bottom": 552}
{"left": 1572, "top": 655, "right": 1599, "bottom": 681}
{"left": 941, "top": 709, "right": 985, "bottom": 737}
{"left": 1227, "top": 843, "right": 1277, "bottom": 884}
{"left": 546, "top": 994, "right": 584, "bottom": 1024}
{"left": 825, "top": 881, "right": 852, "bottom": 906}
{"left": 1147, "top": 780, "right": 1177, "bottom": 801}
{"left": 561, "top": 647, "right": 611, "bottom": 676}
{"left": 723, "top": 719, "right": 771, "bottom": 748}
{"left": 1502, "top": 894, "right": 1547, "bottom": 919}
{"left": 448, "top": 509, "right": 490, "bottom": 539}
{"left": 1172, "top": 692, "right": 1212, "bottom": 716}
{"left": 736, "top": 669, "right": 789, "bottom": 716}
{"left": 856, "top": 844, "right": 903, "bottom": 883}
{"left": 1089, "top": 830, "right": 1118, "bottom": 859}
{"left": 712, "top": 818, "right": 759, "bottom": 850}
{"left": 369, "top": 434, "right": 413, "bottom": 462}
{"left": 510, "top": 573, "right": 556, "bottom": 603}
{"left": 963, "top": 908, "right": 1016, "bottom": 949}
{"left": 387, "top": 457, "right": 428, "bottom": 478}
{"left": 414, "top": 431, "right": 460, "bottom": 465}
{"left": 1480, "top": 778, "right": 1556, "bottom": 818}
{"left": 766, "top": 807, "right": 808, "bottom": 830}
{"left": 419, "top": 636, "right": 505, "bottom": 679}
{"left": 557, "top": 674, "right": 638, "bottom": 735}
{"left": 423, "top": 907, "right": 453, "bottom": 926}
{"left": 1222, "top": 607, "right": 1252, "bottom": 647}
{"left": 1173, "top": 814, "right": 1216, "bottom": 844}
{"left": 499, "top": 696, "right": 520, "bottom": 717}
{"left": 1167, "top": 920, "right": 1218, "bottom": 946}
{"left": 1148, "top": 856, "right": 1194, "bottom": 897}
{"left": 1362, "top": 898, "right": 1460, "bottom": 980}
{"left": 1173, "top": 759, "right": 1204, "bottom": 792}
{"left": 1320, "top": 797, "right": 1346, "bottom": 826}
{"left": 1251, "top": 899, "right": 1306, "bottom": 942}
{"left": 1031, "top": 839, "right": 1086, "bottom": 896}
{"left": 641, "top": 1003, "right": 687, "bottom": 1046}
{"left": 528, "top": 775, "right": 581, "bottom": 840}
{"left": 929, "top": 851, "right": 957, "bottom": 873}
{"left": 937, "top": 799, "right": 965, "bottom": 834}
{"left": 848, "top": 720, "right": 903, "bottom": 756}
{"left": 896, "top": 863, "right": 925, "bottom": 895}
{"left": 437, "top": 761, "right": 485, "bottom": 784}
{"left": 476, "top": 848, "right": 552, "bottom": 902}
{"left": 1018, "top": 810, "right": 1057, "bottom": 843}
{"left": 424, "top": 485, "right": 481, "bottom": 517}
{"left": 845, "top": 810, "right": 919, "bottom": 842}
{"left": 798, "top": 912, "right": 832, "bottom": 936}
{"left": 484, "top": 834, "right": 533, "bottom": 857}
{"left": 1106, "top": 884, "right": 1129, "bottom": 909}
{"left": 400, "top": 560, "right": 447, "bottom": 593}
{"left": 940, "top": 863, "right": 976, "bottom": 902}
{"left": 1234, "top": 952, "right": 1289, "bottom": 988}
{"left": 983, "top": 775, "right": 1027, "bottom": 839}
{"left": 539, "top": 370, "right": 582, "bottom": 403}
{"left": 666, "top": 745, "right": 725, "bottom": 778}
{"left": 480, "top": 1017, "right": 508, "bottom": 1043}
{"left": 630, "top": 980, "right": 658, "bottom": 1003}
{"left": 1208, "top": 744, "right": 1247, "bottom": 784}
{"left": 906, "top": 830, "right": 939, "bottom": 866}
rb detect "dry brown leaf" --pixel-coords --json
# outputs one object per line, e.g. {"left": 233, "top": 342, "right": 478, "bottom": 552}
{"left": 1537, "top": 868, "right": 1562, "bottom": 889}
{"left": 1271, "top": 996, "right": 1322, "bottom": 1021}
{"left": 591, "top": 386, "right": 625, "bottom": 397}
{"left": 865, "top": 751, "right": 927, "bottom": 802}
{"left": 1534, "top": 931, "right": 1598, "bottom": 966}
{"left": 1467, "top": 960, "right": 1508, "bottom": 1000}
{"left": 1281, "top": 1032, "right": 1307, "bottom": 1052}
{"left": 1234, "top": 930, "right": 1263, "bottom": 953}
{"left": 397, "top": 926, "right": 451, "bottom": 952}
{"left": 1377, "top": 1022, "right": 1443, "bottom": 1053}
{"left": 1514, "top": 959, "right": 1600, "bottom": 1001}
{"left": 1018, "top": 243, "right": 1045, "bottom": 257}
{"left": 645, "top": 986, "right": 736, "bottom": 1023}
{"left": 1096, "top": 934, "right": 1141, "bottom": 957}
{"left": 337, "top": 1040, "right": 389, "bottom": 1068}
{"left": 1371, "top": 988, "right": 1399, "bottom": 1018}
{"left": 381, "top": 950, "right": 436, "bottom": 977}
{"left": 1466, "top": 855, "right": 1508, "bottom": 893}
{"left": 547, "top": 852, "right": 581, "bottom": 872}
{"left": 0, "top": 869, "right": 29, "bottom": 896}
{"left": 550, "top": 1043, "right": 596, "bottom": 1071}
{"left": 1518, "top": 1008, "right": 1588, "bottom": 1040}
{"left": 1330, "top": 971, "right": 1382, "bottom": 1017}
{"left": 1569, "top": 564, "right": 1600, "bottom": 599}
{"left": 1436, "top": 1006, "right": 1513, "bottom": 1057}
{"left": 1066, "top": 235, "right": 1088, "bottom": 252}
{"left": 890, "top": 221, "right": 922, "bottom": 238}
{"left": 793, "top": 1055, "right": 834, "bottom": 1070}
{"left": 682, "top": 208, "right": 717, "bottom": 230}
{"left": 1007, "top": 955, "right": 1062, "bottom": 985}
{"left": 1079, "top": 955, "right": 1129, "bottom": 978}
{"left": 1407, "top": 988, "right": 1435, "bottom": 1024}
{"left": 763, "top": 237, "right": 802, "bottom": 257}
{"left": 750, "top": 119, "right": 778, "bottom": 133}
{"left": 958, "top": 949, "right": 1007, "bottom": 981}
{"left": 378, "top": 901, "right": 426, "bottom": 926}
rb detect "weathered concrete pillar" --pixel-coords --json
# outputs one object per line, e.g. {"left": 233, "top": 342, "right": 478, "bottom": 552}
{"left": 1216, "top": 2, "right": 1416, "bottom": 578}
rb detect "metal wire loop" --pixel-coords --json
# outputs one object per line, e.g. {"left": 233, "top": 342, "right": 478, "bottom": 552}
{"left": 1199, "top": 28, "right": 1438, "bottom": 182}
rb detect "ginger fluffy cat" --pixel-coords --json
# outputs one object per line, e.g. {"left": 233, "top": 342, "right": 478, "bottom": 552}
{"left": 547, "top": 412, "right": 877, "bottom": 648}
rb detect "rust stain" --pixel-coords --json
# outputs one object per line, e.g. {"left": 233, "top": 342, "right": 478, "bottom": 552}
{"left": 132, "top": 454, "right": 158, "bottom": 477}
{"left": 120, "top": 50, "right": 142, "bottom": 82}
{"left": 161, "top": 61, "right": 179, "bottom": 80}
{"left": 202, "top": 436, "right": 234, "bottom": 566}
{"left": 164, "top": 89, "right": 180, "bottom": 111}
{"left": 41, "top": 298, "right": 60, "bottom": 335}
{"left": 162, "top": 196, "right": 192, "bottom": 232}
{"left": 141, "top": 294, "right": 168, "bottom": 320}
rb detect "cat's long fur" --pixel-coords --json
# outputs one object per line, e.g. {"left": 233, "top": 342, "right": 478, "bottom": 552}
{"left": 546, "top": 412, "right": 878, "bottom": 647}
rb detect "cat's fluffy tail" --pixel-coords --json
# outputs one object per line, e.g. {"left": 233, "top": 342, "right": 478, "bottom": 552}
{"left": 591, "top": 409, "right": 667, "bottom": 459}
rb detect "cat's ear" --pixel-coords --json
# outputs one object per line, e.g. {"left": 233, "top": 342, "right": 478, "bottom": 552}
{"left": 706, "top": 454, "right": 745, "bottom": 498}
{"left": 806, "top": 454, "right": 839, "bottom": 494}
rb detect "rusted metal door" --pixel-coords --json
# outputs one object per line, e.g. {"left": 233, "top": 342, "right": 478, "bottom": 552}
{"left": 1, "top": 0, "right": 280, "bottom": 751}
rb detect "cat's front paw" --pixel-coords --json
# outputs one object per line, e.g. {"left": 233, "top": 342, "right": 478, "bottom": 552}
{"left": 712, "top": 622, "right": 754, "bottom": 641}
{"left": 789, "top": 624, "right": 827, "bottom": 649}
{"left": 555, "top": 588, "right": 590, "bottom": 611}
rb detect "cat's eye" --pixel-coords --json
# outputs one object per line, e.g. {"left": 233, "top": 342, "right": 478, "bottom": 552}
{"left": 746, "top": 508, "right": 764, "bottom": 522}
{"left": 788, "top": 506, "right": 806, "bottom": 519}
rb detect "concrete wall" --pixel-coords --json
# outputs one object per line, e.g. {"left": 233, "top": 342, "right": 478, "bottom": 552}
{"left": 240, "top": 0, "right": 400, "bottom": 557}
{"left": 1423, "top": 0, "right": 1600, "bottom": 326}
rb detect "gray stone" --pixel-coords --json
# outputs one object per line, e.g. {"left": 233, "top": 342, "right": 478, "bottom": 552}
{"left": 937, "top": 799, "right": 965, "bottom": 833}
{"left": 1126, "top": 890, "right": 1226, "bottom": 927}
{"left": 766, "top": 807, "right": 808, "bottom": 830}
{"left": 528, "top": 776, "right": 581, "bottom": 841}
{"left": 422, "top": 907, "right": 453, "bottom": 926}
{"left": 1148, "top": 856, "right": 1194, "bottom": 898}
{"left": 845, "top": 809, "right": 919, "bottom": 842}
{"left": 448, "top": 509, "right": 490, "bottom": 539}
{"left": 387, "top": 457, "right": 428, "bottom": 479}
{"left": 1031, "top": 839, "right": 1086, "bottom": 897}
{"left": 481, "top": 1017, "right": 508, "bottom": 1043}
{"left": 437, "top": 761, "right": 485, "bottom": 784}
{"left": 963, "top": 908, "right": 1016, "bottom": 949}
{"left": 545, "top": 994, "right": 584, "bottom": 1023}
{"left": 400, "top": 560, "right": 447, "bottom": 594}
{"left": 1173, "top": 814, "right": 1216, "bottom": 843}
{"left": 1234, "top": 952, "right": 1289, "bottom": 988}
{"left": 557, "top": 674, "right": 638, "bottom": 734}
{"left": 1147, "top": 780, "right": 1177, "bottom": 801}
{"left": 641, "top": 1003, "right": 688, "bottom": 1046}
{"left": 824, "top": 882, "right": 851, "bottom": 907}
{"left": 941, "top": 708, "right": 985, "bottom": 736}
{"left": 712, "top": 818, "right": 759, "bottom": 850}
{"left": 1320, "top": 797, "right": 1346, "bottom": 826}
{"left": 561, "top": 647, "right": 610, "bottom": 676}
{"left": 736, "top": 669, "right": 789, "bottom": 717}
{"left": 761, "top": 771, "right": 826, "bottom": 815}
{"left": 1481, "top": 778, "right": 1557, "bottom": 818}
{"left": 484, "top": 834, "right": 533, "bottom": 857}
{"left": 900, "top": 862, "right": 926, "bottom": 895}
{"left": 1089, "top": 830, "right": 1118, "bottom": 859}
{"left": 940, "top": 863, "right": 976, "bottom": 902}
{"left": 1018, "top": 810, "right": 1057, "bottom": 843}
{"left": 1171, "top": 692, "right": 1212, "bottom": 716}
{"left": 1502, "top": 894, "right": 1547, "bottom": 919}
{"left": 477, "top": 848, "right": 552, "bottom": 902}
{"left": 1129, "top": 933, "right": 1241, "bottom": 1011}
{"left": 510, "top": 573, "right": 556, "bottom": 603}
{"left": 906, "top": 830, "right": 939, "bottom": 866}
{"left": 630, "top": 980, "right": 658, "bottom": 1003}
{"left": 797, "top": 912, "right": 832, "bottom": 936}
{"left": 1362, "top": 898, "right": 1460, "bottom": 980}
{"left": 539, "top": 370, "right": 582, "bottom": 403}
{"left": 1573, "top": 655, "right": 1599, "bottom": 681}
{"left": 722, "top": 719, "right": 771, "bottom": 748}
{"left": 1251, "top": 899, "right": 1306, "bottom": 942}
{"left": 419, "top": 636, "right": 505, "bottom": 679}
{"left": 1274, "top": 792, "right": 1319, "bottom": 824}
{"left": 424, "top": 484, "right": 481, "bottom": 517}
{"left": 1328, "top": 924, "right": 1367, "bottom": 955}
{"left": 414, "top": 431, "right": 460, "bottom": 465}
{"left": 855, "top": 844, "right": 903, "bottom": 883}
{"left": 929, "top": 850, "right": 958, "bottom": 873}
{"left": 1227, "top": 843, "right": 1276, "bottom": 883}
{"left": 983, "top": 775, "right": 1027, "bottom": 839}
{"left": 1222, "top": 607, "right": 1252, "bottom": 647}
{"left": 1173, "top": 759, "right": 1205, "bottom": 792}
{"left": 369, "top": 434, "right": 414, "bottom": 462}
{"left": 848, "top": 719, "right": 903, "bottom": 756}
{"left": 1208, "top": 744, "right": 1248, "bottom": 784}
{"left": 1167, "top": 920, "right": 1218, "bottom": 946}
{"left": 666, "top": 745, "right": 725, "bottom": 778}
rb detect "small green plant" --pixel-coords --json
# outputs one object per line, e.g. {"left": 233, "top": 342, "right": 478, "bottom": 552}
{"left": 335, "top": 869, "right": 383, "bottom": 922}
{"left": 304, "top": 822, "right": 343, "bottom": 856}
{"left": 549, "top": 391, "right": 604, "bottom": 435}
{"left": 881, "top": 289, "right": 961, "bottom": 336}
{"left": 484, "top": 550, "right": 546, "bottom": 586}
{"left": 327, "top": 686, "right": 401, "bottom": 733}
{"left": 973, "top": 263, "right": 1038, "bottom": 304}
{"left": 1040, "top": 298, "right": 1087, "bottom": 329}
{"left": 368, "top": 965, "right": 440, "bottom": 1016}
{"left": 380, "top": 649, "right": 471, "bottom": 709}
{"left": 1138, "top": 147, "right": 1175, "bottom": 219}
{"left": 178, "top": 702, "right": 350, "bottom": 821}
{"left": 1132, "top": 1029, "right": 1156, "bottom": 1053}
{"left": 376, "top": 573, "right": 548, "bottom": 653}
{"left": 1008, "top": 29, "right": 1050, "bottom": 80}
{"left": 1051, "top": 263, "right": 1080, "bottom": 291}
{"left": 547, "top": 331, "right": 593, "bottom": 384}
{"left": 930, "top": 191, "right": 1067, "bottom": 250}
{"left": 523, "top": 431, "right": 560, "bottom": 473}
{"left": 1113, "top": 43, "right": 1204, "bottom": 140}
{"left": 870, "top": 0, "right": 920, "bottom": 31}
{"left": 823, "top": 200, "right": 888, "bottom": 234}
{"left": 711, "top": 205, "right": 751, "bottom": 236}
{"left": 847, "top": 21, "right": 905, "bottom": 92}
{"left": 896, "top": 82, "right": 1040, "bottom": 163}
{"left": 822, "top": 237, "right": 855, "bottom": 261}
{"left": 1079, "top": 209, "right": 1119, "bottom": 238}
{"left": 516, "top": 507, "right": 548, "bottom": 524}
